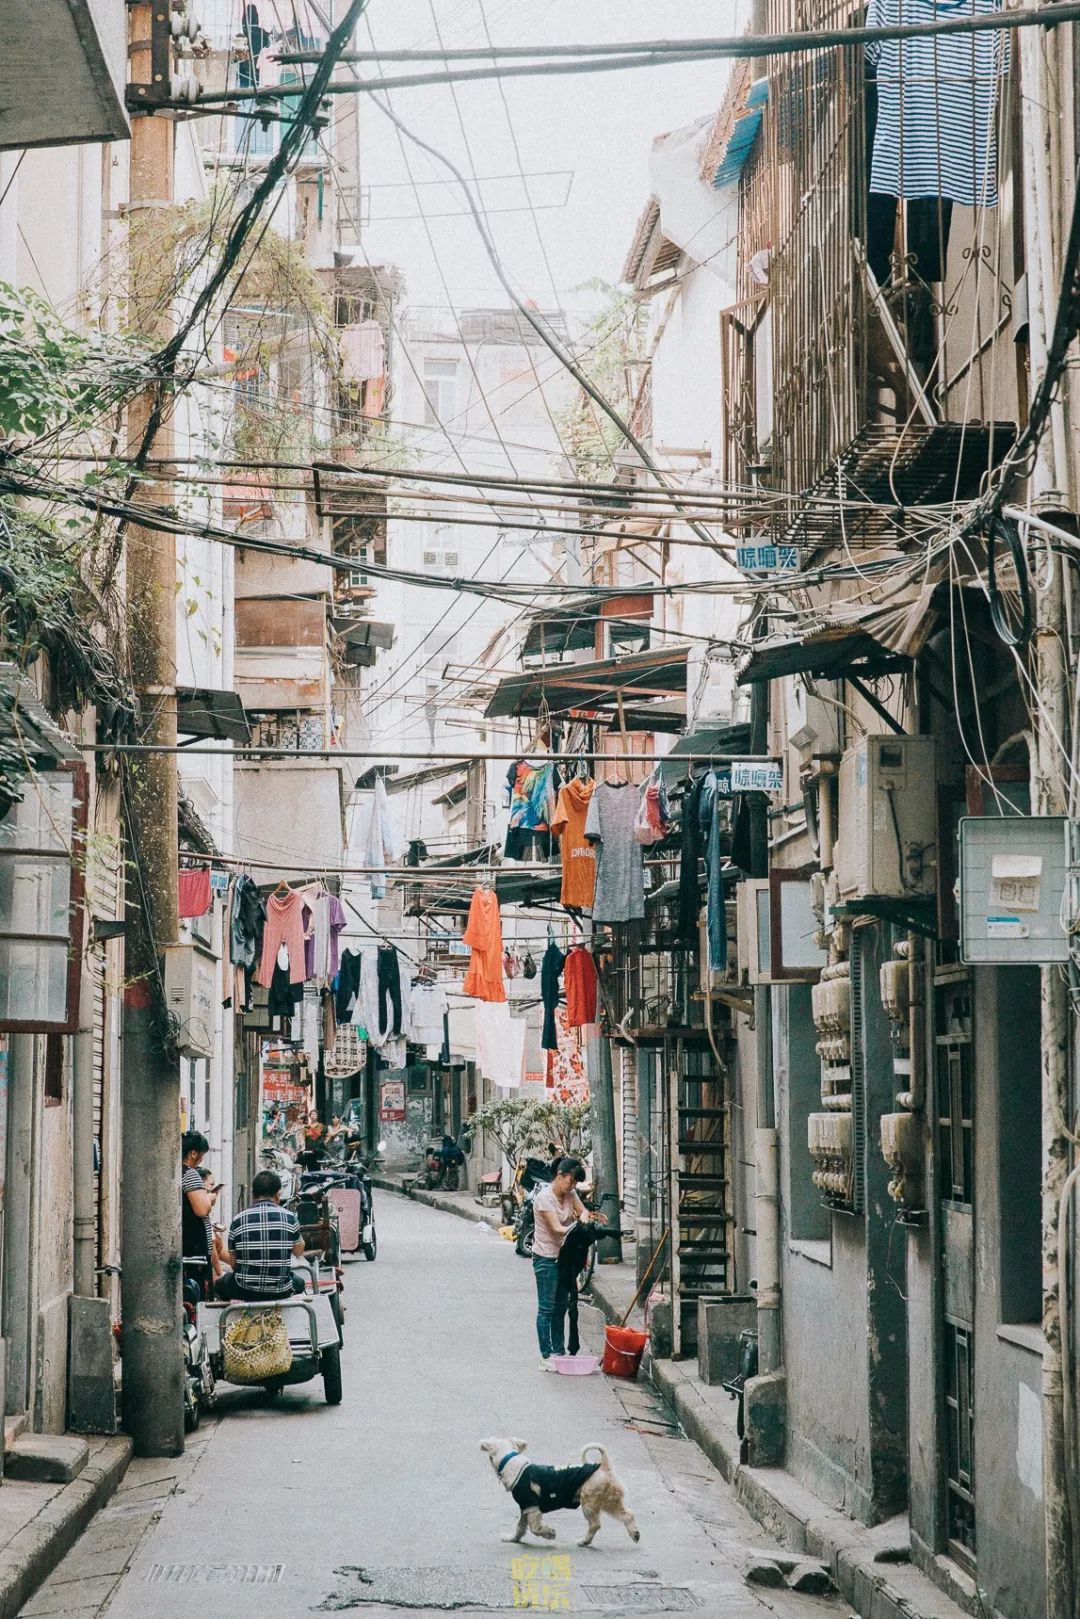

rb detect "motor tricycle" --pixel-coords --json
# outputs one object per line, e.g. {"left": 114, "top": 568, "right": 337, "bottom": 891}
{"left": 198, "top": 1257, "right": 343, "bottom": 1405}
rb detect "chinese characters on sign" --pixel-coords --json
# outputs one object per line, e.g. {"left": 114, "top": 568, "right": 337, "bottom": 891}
{"left": 379, "top": 1079, "right": 406, "bottom": 1121}
{"left": 736, "top": 543, "right": 798, "bottom": 573}
{"left": 730, "top": 759, "right": 784, "bottom": 793}
{"left": 511, "top": 1554, "right": 572, "bottom": 1610}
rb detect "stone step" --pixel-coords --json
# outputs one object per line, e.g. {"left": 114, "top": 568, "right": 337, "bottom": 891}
{"left": 5, "top": 1432, "right": 90, "bottom": 1484}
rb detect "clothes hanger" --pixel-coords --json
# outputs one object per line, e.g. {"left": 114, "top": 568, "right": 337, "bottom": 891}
{"left": 273, "top": 878, "right": 290, "bottom": 897}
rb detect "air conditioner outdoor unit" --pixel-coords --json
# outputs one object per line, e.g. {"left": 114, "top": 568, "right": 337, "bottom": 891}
{"left": 163, "top": 943, "right": 217, "bottom": 1059}
{"left": 834, "top": 734, "right": 937, "bottom": 902}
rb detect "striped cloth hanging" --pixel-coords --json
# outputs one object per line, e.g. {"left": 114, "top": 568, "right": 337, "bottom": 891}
{"left": 865, "top": 0, "right": 1009, "bottom": 208}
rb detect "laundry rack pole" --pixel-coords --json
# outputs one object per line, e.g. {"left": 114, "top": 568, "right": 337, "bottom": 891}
{"left": 83, "top": 744, "right": 762, "bottom": 763}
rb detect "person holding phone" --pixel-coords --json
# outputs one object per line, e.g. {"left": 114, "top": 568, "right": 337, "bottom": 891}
{"left": 199, "top": 1167, "right": 228, "bottom": 1279}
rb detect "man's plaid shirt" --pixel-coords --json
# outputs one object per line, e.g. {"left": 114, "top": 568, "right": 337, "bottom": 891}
{"left": 226, "top": 1200, "right": 301, "bottom": 1296}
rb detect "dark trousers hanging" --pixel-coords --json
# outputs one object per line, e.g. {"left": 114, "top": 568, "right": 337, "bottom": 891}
{"left": 377, "top": 946, "right": 402, "bottom": 1037}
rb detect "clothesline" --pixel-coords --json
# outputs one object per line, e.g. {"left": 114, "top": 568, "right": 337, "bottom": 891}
{"left": 86, "top": 744, "right": 759, "bottom": 763}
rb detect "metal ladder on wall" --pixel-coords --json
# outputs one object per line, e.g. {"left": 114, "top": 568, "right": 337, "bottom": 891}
{"left": 667, "top": 1050, "right": 730, "bottom": 1354}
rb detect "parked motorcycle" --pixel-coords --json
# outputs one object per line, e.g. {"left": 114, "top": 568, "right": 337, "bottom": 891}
{"left": 424, "top": 1136, "right": 465, "bottom": 1193}
{"left": 260, "top": 1144, "right": 298, "bottom": 1202}
{"left": 511, "top": 1157, "right": 555, "bottom": 1258}
{"left": 300, "top": 1162, "right": 377, "bottom": 1263}
{"left": 181, "top": 1259, "right": 216, "bottom": 1431}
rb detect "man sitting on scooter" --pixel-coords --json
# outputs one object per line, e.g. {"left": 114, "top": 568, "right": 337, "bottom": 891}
{"left": 215, "top": 1170, "right": 306, "bottom": 1300}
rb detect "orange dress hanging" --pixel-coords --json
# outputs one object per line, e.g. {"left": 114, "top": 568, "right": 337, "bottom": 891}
{"left": 462, "top": 887, "right": 507, "bottom": 1002}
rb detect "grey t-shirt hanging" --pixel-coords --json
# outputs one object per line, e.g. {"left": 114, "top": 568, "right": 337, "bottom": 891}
{"left": 584, "top": 781, "right": 645, "bottom": 923}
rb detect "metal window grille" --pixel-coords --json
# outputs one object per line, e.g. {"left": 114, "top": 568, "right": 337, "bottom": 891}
{"left": 943, "top": 1321, "right": 976, "bottom": 1566}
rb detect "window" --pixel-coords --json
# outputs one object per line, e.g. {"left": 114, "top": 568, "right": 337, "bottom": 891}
{"left": 248, "top": 711, "right": 326, "bottom": 752}
{"left": 422, "top": 358, "right": 458, "bottom": 425}
{"left": 0, "top": 764, "right": 86, "bottom": 1033}
{"left": 421, "top": 527, "right": 460, "bottom": 572}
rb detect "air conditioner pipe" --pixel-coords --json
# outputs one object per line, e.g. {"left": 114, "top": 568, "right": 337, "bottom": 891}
{"left": 898, "top": 931, "right": 925, "bottom": 1113}
{"left": 73, "top": 960, "right": 97, "bottom": 1300}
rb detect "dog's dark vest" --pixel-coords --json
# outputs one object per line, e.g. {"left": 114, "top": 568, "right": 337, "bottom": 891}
{"left": 509, "top": 1462, "right": 601, "bottom": 1515}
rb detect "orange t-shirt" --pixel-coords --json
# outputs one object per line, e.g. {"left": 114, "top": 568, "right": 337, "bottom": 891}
{"left": 550, "top": 778, "right": 597, "bottom": 909}
{"left": 462, "top": 887, "right": 507, "bottom": 1002}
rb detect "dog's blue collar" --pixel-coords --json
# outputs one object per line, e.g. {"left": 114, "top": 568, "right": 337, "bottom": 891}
{"left": 496, "top": 1450, "right": 520, "bottom": 1476}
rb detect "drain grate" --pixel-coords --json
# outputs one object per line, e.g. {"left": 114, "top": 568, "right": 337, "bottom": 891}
{"left": 582, "top": 1586, "right": 700, "bottom": 1611}
{"left": 146, "top": 1564, "right": 284, "bottom": 1585}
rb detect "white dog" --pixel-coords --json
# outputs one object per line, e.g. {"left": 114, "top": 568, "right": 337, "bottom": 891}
{"left": 480, "top": 1436, "right": 640, "bottom": 1546}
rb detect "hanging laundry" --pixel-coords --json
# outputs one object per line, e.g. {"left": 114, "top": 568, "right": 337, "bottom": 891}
{"left": 340, "top": 318, "right": 386, "bottom": 385}
{"left": 267, "top": 943, "right": 303, "bottom": 1020}
{"left": 584, "top": 781, "right": 646, "bottom": 924}
{"left": 301, "top": 982, "right": 321, "bottom": 1072}
{"left": 376, "top": 945, "right": 403, "bottom": 1038}
{"left": 474, "top": 1000, "right": 526, "bottom": 1088}
{"left": 540, "top": 940, "right": 565, "bottom": 1052}
{"left": 178, "top": 866, "right": 212, "bottom": 919}
{"left": 564, "top": 946, "right": 598, "bottom": 1029}
{"left": 257, "top": 888, "right": 308, "bottom": 987}
{"left": 504, "top": 758, "right": 557, "bottom": 860}
{"left": 700, "top": 770, "right": 729, "bottom": 974}
{"left": 676, "top": 772, "right": 707, "bottom": 946}
{"left": 409, "top": 979, "right": 449, "bottom": 1059}
{"left": 865, "top": 0, "right": 1009, "bottom": 208}
{"left": 304, "top": 889, "right": 347, "bottom": 981}
{"left": 546, "top": 1007, "right": 589, "bottom": 1105}
{"left": 634, "top": 766, "right": 671, "bottom": 846}
{"left": 550, "top": 776, "right": 597, "bottom": 910}
{"left": 230, "top": 874, "right": 265, "bottom": 968}
{"left": 362, "top": 774, "right": 402, "bottom": 901}
{"left": 462, "top": 887, "right": 507, "bottom": 1002}
{"left": 335, "top": 948, "right": 362, "bottom": 1023}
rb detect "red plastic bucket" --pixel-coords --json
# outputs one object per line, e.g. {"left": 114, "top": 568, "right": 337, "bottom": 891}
{"left": 602, "top": 1324, "right": 648, "bottom": 1381}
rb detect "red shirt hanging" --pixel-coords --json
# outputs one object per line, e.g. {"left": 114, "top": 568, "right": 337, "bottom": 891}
{"left": 178, "top": 866, "right": 212, "bottom": 919}
{"left": 563, "top": 946, "right": 598, "bottom": 1027}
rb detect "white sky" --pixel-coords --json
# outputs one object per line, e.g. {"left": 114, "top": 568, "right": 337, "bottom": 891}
{"left": 354, "top": 0, "right": 746, "bottom": 315}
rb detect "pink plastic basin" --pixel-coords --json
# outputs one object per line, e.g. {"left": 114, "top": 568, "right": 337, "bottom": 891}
{"left": 549, "top": 1354, "right": 601, "bottom": 1376}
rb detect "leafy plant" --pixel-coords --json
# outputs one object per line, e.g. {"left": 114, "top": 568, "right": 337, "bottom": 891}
{"left": 0, "top": 281, "right": 148, "bottom": 441}
{"left": 464, "top": 1096, "right": 551, "bottom": 1167}
{"left": 533, "top": 1099, "right": 592, "bottom": 1161}
{"left": 556, "top": 281, "right": 645, "bottom": 480}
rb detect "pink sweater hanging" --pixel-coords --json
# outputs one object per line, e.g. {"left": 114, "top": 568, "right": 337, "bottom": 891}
{"left": 257, "top": 889, "right": 307, "bottom": 986}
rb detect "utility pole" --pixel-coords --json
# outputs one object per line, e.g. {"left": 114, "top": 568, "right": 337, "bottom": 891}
{"left": 120, "top": 0, "right": 184, "bottom": 1457}
{"left": 1020, "top": 10, "right": 1077, "bottom": 1612}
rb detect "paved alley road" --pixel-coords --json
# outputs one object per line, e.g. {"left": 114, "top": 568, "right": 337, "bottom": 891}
{"left": 25, "top": 1197, "right": 836, "bottom": 1618}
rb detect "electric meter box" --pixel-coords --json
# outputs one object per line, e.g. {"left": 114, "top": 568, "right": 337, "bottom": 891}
{"left": 163, "top": 943, "right": 216, "bottom": 1058}
{"left": 959, "top": 815, "right": 1068, "bottom": 964}
{"left": 834, "top": 734, "right": 937, "bottom": 901}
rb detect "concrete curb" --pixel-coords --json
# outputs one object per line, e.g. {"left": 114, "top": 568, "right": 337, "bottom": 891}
{"left": 371, "top": 1173, "right": 503, "bottom": 1230}
{"left": 0, "top": 1435, "right": 133, "bottom": 1619}
{"left": 587, "top": 1272, "right": 969, "bottom": 1619}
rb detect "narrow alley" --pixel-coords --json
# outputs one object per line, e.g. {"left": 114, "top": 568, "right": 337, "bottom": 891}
{"left": 25, "top": 1197, "right": 836, "bottom": 1619}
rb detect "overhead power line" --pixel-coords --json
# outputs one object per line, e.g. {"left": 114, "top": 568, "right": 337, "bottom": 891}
{"left": 204, "top": 3, "right": 1080, "bottom": 100}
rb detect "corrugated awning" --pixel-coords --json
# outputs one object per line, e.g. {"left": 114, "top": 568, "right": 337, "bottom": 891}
{"left": 485, "top": 645, "right": 690, "bottom": 720}
{"left": 0, "top": 664, "right": 81, "bottom": 764}
{"left": 710, "top": 76, "right": 768, "bottom": 189}
{"left": 737, "top": 585, "right": 938, "bottom": 687}
{"left": 660, "top": 722, "right": 754, "bottom": 784}
{"left": 520, "top": 594, "right": 652, "bottom": 661}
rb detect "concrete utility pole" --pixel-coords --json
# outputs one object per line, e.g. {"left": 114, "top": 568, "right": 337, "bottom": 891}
{"left": 120, "top": 0, "right": 184, "bottom": 1457}
{"left": 1020, "top": 11, "right": 1078, "bottom": 1612}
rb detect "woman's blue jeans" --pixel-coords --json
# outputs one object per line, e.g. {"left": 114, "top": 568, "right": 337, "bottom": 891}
{"left": 533, "top": 1256, "right": 570, "bottom": 1357}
